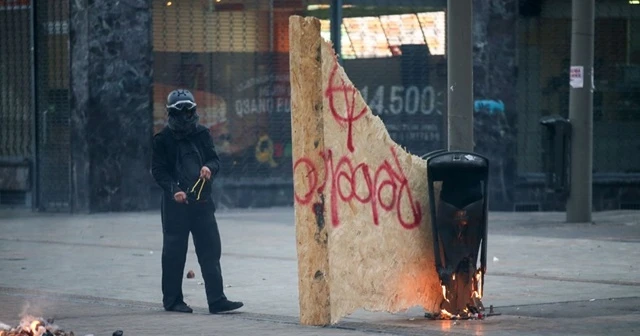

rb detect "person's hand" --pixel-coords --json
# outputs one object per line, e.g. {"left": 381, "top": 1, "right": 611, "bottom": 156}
{"left": 200, "top": 166, "right": 212, "bottom": 180}
{"left": 174, "top": 191, "right": 188, "bottom": 204}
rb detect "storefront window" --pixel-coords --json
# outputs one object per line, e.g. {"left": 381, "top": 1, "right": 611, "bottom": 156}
{"left": 152, "top": 0, "right": 448, "bottom": 182}
{"left": 517, "top": 2, "right": 640, "bottom": 174}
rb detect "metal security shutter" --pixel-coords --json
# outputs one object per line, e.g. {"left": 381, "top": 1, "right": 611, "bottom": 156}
{"left": 0, "top": 1, "right": 34, "bottom": 206}
{"left": 34, "top": 0, "right": 72, "bottom": 211}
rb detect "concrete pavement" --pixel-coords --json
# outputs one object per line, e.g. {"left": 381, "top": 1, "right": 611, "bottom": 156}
{"left": 0, "top": 207, "right": 638, "bottom": 335}
{"left": 0, "top": 288, "right": 391, "bottom": 336}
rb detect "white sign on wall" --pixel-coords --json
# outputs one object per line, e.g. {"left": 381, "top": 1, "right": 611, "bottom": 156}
{"left": 570, "top": 65, "right": 584, "bottom": 88}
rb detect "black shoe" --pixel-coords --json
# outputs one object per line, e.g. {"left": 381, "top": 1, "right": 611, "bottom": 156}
{"left": 209, "top": 299, "right": 244, "bottom": 314}
{"left": 165, "top": 302, "right": 193, "bottom": 313}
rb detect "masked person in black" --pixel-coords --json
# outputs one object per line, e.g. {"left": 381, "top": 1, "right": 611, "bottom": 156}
{"left": 151, "top": 89, "right": 243, "bottom": 314}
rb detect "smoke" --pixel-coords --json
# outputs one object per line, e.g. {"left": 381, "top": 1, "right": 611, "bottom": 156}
{"left": 19, "top": 300, "right": 46, "bottom": 321}
{"left": 0, "top": 299, "right": 54, "bottom": 326}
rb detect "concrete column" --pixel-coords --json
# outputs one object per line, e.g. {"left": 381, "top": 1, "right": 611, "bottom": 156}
{"left": 70, "top": 0, "right": 154, "bottom": 212}
{"left": 566, "top": 0, "right": 595, "bottom": 223}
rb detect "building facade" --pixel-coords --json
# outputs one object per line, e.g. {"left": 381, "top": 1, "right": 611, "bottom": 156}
{"left": 0, "top": 0, "right": 638, "bottom": 212}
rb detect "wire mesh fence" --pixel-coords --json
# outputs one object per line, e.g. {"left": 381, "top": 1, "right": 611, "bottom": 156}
{"left": 0, "top": 0, "right": 33, "bottom": 205}
{"left": 33, "top": 0, "right": 72, "bottom": 212}
{"left": 1, "top": 0, "right": 639, "bottom": 211}
{"left": 515, "top": 0, "right": 640, "bottom": 210}
{"left": 0, "top": 0, "right": 71, "bottom": 210}
{"left": 0, "top": 1, "right": 31, "bottom": 160}
{"left": 151, "top": 0, "right": 449, "bottom": 208}
{"left": 517, "top": 1, "right": 640, "bottom": 176}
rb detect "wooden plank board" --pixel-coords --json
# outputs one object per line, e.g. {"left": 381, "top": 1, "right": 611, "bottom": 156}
{"left": 290, "top": 15, "right": 442, "bottom": 325}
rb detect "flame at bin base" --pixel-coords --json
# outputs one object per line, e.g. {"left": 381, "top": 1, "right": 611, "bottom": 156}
{"left": 426, "top": 307, "right": 485, "bottom": 320}
{"left": 431, "top": 197, "right": 486, "bottom": 319}
{"left": 430, "top": 268, "right": 485, "bottom": 320}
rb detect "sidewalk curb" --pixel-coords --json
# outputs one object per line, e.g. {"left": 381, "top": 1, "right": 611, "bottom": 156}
{"left": 0, "top": 286, "right": 433, "bottom": 336}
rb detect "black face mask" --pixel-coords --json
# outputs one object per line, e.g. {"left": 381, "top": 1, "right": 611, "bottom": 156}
{"left": 167, "top": 101, "right": 199, "bottom": 135}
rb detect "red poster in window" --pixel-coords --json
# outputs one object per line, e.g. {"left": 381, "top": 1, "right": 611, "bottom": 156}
{"left": 0, "top": 0, "right": 30, "bottom": 8}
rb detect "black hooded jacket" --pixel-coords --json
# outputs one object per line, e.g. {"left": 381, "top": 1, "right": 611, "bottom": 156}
{"left": 151, "top": 125, "right": 220, "bottom": 201}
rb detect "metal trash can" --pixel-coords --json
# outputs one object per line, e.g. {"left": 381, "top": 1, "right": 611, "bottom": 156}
{"left": 426, "top": 151, "right": 489, "bottom": 316}
{"left": 539, "top": 115, "right": 572, "bottom": 197}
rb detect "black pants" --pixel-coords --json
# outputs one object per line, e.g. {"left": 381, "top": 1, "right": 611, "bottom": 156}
{"left": 161, "top": 196, "right": 226, "bottom": 309}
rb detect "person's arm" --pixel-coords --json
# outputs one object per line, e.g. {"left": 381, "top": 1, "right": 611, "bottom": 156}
{"left": 151, "top": 134, "right": 181, "bottom": 195}
{"left": 201, "top": 131, "right": 221, "bottom": 178}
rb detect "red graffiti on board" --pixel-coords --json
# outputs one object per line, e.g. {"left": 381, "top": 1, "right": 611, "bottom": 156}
{"left": 293, "top": 58, "right": 421, "bottom": 229}
{"left": 325, "top": 62, "right": 367, "bottom": 153}
{"left": 294, "top": 146, "right": 422, "bottom": 230}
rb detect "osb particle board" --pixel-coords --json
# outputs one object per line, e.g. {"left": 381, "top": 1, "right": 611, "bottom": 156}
{"left": 319, "top": 39, "right": 442, "bottom": 323}
{"left": 289, "top": 16, "right": 331, "bottom": 326}
{"left": 290, "top": 15, "right": 443, "bottom": 325}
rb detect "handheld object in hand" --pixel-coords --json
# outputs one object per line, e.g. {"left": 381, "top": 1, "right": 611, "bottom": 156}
{"left": 187, "top": 177, "right": 206, "bottom": 202}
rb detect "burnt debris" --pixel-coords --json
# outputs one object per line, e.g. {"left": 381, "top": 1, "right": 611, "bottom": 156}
{"left": 0, "top": 317, "right": 75, "bottom": 336}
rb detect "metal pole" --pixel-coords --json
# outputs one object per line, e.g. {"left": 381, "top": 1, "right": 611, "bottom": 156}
{"left": 330, "top": 0, "right": 342, "bottom": 62}
{"left": 29, "top": 0, "right": 39, "bottom": 210}
{"left": 447, "top": 0, "right": 474, "bottom": 151}
{"left": 566, "top": 0, "right": 594, "bottom": 223}
{"left": 269, "top": 0, "right": 274, "bottom": 52}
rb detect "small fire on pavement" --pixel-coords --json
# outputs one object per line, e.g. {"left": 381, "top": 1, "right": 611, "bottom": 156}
{"left": 426, "top": 268, "right": 487, "bottom": 320}
{"left": 0, "top": 316, "right": 75, "bottom": 336}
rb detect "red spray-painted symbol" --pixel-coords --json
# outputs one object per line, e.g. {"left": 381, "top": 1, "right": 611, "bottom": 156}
{"left": 325, "top": 63, "right": 368, "bottom": 153}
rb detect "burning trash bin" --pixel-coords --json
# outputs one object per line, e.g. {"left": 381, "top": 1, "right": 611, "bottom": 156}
{"left": 426, "top": 150, "right": 489, "bottom": 319}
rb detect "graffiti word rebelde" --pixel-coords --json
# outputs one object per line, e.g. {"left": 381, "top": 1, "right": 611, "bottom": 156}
{"left": 293, "top": 147, "right": 422, "bottom": 230}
